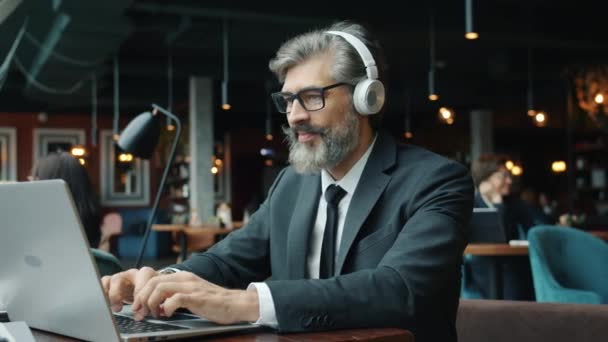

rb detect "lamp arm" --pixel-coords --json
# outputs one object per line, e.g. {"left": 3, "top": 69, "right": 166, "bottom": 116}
{"left": 134, "top": 104, "right": 182, "bottom": 269}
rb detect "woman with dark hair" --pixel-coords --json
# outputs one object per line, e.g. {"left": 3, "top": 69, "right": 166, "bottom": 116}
{"left": 31, "top": 152, "right": 102, "bottom": 248}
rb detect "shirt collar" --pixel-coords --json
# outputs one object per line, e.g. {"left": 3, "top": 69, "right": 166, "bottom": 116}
{"left": 321, "top": 134, "right": 377, "bottom": 196}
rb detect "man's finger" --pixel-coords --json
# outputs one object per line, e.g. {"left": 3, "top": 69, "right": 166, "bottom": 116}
{"left": 146, "top": 282, "right": 196, "bottom": 318}
{"left": 107, "top": 270, "right": 136, "bottom": 312}
{"left": 132, "top": 272, "right": 169, "bottom": 319}
{"left": 161, "top": 293, "right": 197, "bottom": 318}
{"left": 132, "top": 267, "right": 158, "bottom": 307}
{"left": 101, "top": 275, "right": 111, "bottom": 294}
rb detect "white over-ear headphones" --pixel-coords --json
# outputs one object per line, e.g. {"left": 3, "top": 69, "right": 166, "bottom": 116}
{"left": 326, "top": 30, "right": 385, "bottom": 115}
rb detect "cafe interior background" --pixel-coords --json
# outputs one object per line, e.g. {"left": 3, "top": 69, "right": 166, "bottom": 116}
{"left": 1, "top": 0, "right": 607, "bottom": 258}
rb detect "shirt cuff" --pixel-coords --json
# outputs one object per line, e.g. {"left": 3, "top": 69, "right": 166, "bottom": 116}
{"left": 247, "top": 282, "right": 278, "bottom": 328}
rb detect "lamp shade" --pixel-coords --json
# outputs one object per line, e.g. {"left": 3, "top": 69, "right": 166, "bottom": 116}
{"left": 117, "top": 111, "right": 161, "bottom": 159}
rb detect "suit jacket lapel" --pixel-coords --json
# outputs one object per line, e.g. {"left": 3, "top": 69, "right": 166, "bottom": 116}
{"left": 336, "top": 132, "right": 396, "bottom": 275}
{"left": 286, "top": 175, "right": 321, "bottom": 279}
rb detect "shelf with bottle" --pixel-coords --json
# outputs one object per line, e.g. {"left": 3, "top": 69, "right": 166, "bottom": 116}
{"left": 167, "top": 155, "right": 191, "bottom": 224}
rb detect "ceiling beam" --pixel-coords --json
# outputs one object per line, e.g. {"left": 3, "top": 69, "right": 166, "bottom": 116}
{"left": 130, "top": 2, "right": 330, "bottom": 25}
{"left": 24, "top": 12, "right": 71, "bottom": 92}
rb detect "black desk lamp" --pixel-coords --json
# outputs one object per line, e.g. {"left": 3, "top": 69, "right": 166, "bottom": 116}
{"left": 117, "top": 104, "right": 182, "bottom": 269}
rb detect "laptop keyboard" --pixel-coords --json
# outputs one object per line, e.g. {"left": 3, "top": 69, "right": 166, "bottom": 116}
{"left": 115, "top": 314, "right": 188, "bottom": 334}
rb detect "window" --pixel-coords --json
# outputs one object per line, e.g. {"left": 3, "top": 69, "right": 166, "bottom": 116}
{"left": 0, "top": 127, "right": 16, "bottom": 181}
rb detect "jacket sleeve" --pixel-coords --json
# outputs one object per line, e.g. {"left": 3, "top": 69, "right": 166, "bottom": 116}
{"left": 171, "top": 168, "right": 287, "bottom": 288}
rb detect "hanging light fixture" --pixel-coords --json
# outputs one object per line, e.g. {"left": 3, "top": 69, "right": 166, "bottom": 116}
{"left": 465, "top": 0, "right": 479, "bottom": 40}
{"left": 526, "top": 47, "right": 549, "bottom": 127}
{"left": 551, "top": 160, "right": 567, "bottom": 173}
{"left": 533, "top": 111, "right": 548, "bottom": 127}
{"left": 166, "top": 47, "right": 176, "bottom": 131}
{"left": 91, "top": 74, "right": 97, "bottom": 146}
{"left": 71, "top": 144, "right": 87, "bottom": 165}
{"left": 526, "top": 47, "right": 536, "bottom": 117}
{"left": 265, "top": 80, "right": 273, "bottom": 141}
{"left": 221, "top": 19, "right": 231, "bottom": 110}
{"left": 112, "top": 55, "right": 120, "bottom": 141}
{"left": 511, "top": 164, "right": 523, "bottom": 176}
{"left": 438, "top": 107, "right": 455, "bottom": 125}
{"left": 428, "top": 9, "right": 439, "bottom": 101}
{"left": 403, "top": 88, "right": 413, "bottom": 139}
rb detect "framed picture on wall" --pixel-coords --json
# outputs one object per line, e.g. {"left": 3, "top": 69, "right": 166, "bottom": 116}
{"left": 0, "top": 127, "right": 17, "bottom": 181}
{"left": 100, "top": 130, "right": 150, "bottom": 206}
{"left": 33, "top": 128, "right": 85, "bottom": 164}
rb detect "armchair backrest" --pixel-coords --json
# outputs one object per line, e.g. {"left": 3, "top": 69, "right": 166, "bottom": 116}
{"left": 90, "top": 248, "right": 123, "bottom": 277}
{"left": 528, "top": 225, "right": 608, "bottom": 303}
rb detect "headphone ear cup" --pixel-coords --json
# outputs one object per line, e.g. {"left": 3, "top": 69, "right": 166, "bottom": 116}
{"left": 353, "top": 79, "right": 385, "bottom": 115}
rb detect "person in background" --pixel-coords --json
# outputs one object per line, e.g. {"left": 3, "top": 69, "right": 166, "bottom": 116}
{"left": 467, "top": 153, "right": 535, "bottom": 300}
{"left": 31, "top": 152, "right": 103, "bottom": 249}
{"left": 520, "top": 188, "right": 554, "bottom": 225}
{"left": 471, "top": 154, "right": 534, "bottom": 240}
{"left": 102, "top": 21, "right": 474, "bottom": 342}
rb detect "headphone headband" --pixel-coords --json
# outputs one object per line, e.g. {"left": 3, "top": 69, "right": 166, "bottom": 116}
{"left": 325, "top": 30, "right": 378, "bottom": 80}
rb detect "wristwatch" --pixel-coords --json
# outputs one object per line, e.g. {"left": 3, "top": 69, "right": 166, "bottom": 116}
{"left": 158, "top": 268, "right": 179, "bottom": 275}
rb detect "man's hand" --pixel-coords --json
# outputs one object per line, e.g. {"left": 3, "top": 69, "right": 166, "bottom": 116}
{"left": 101, "top": 267, "right": 159, "bottom": 313}
{"left": 132, "top": 271, "right": 260, "bottom": 324}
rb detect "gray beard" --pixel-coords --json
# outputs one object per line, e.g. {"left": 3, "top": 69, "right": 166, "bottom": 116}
{"left": 282, "top": 111, "right": 360, "bottom": 175}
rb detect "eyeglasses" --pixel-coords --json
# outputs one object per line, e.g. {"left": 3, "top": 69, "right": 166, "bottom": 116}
{"left": 270, "top": 82, "right": 348, "bottom": 114}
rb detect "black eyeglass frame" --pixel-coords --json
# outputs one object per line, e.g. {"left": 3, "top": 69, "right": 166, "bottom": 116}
{"left": 270, "top": 82, "right": 349, "bottom": 114}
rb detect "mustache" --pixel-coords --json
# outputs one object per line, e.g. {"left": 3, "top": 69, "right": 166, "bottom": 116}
{"left": 281, "top": 123, "right": 326, "bottom": 139}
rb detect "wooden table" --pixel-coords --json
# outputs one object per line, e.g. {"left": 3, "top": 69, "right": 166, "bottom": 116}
{"left": 153, "top": 223, "right": 242, "bottom": 261}
{"left": 463, "top": 230, "right": 608, "bottom": 299}
{"left": 33, "top": 328, "right": 414, "bottom": 341}
{"left": 464, "top": 243, "right": 528, "bottom": 256}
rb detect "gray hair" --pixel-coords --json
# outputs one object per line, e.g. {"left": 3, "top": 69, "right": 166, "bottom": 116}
{"left": 269, "top": 21, "right": 386, "bottom": 128}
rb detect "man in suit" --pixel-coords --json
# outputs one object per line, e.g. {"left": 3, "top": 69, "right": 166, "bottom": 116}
{"left": 103, "top": 21, "right": 474, "bottom": 341}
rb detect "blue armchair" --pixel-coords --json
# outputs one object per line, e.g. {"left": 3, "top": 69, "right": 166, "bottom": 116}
{"left": 90, "top": 248, "right": 123, "bottom": 277}
{"left": 116, "top": 208, "right": 172, "bottom": 260}
{"left": 528, "top": 225, "right": 608, "bottom": 304}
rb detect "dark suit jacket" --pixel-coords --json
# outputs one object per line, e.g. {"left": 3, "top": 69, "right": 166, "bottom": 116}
{"left": 175, "top": 131, "right": 474, "bottom": 342}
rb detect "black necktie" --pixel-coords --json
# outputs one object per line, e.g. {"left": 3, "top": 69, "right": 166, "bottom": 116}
{"left": 319, "top": 184, "right": 347, "bottom": 279}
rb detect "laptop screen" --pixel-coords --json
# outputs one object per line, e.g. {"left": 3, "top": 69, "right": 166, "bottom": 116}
{"left": 469, "top": 207, "right": 508, "bottom": 243}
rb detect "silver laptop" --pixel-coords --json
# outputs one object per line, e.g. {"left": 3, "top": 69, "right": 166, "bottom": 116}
{"left": 0, "top": 180, "right": 260, "bottom": 341}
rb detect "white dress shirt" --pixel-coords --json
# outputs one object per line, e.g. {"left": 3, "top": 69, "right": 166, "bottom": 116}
{"left": 248, "top": 136, "right": 377, "bottom": 327}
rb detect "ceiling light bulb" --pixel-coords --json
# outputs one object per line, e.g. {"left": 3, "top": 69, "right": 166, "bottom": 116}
{"left": 439, "top": 107, "right": 452, "bottom": 119}
{"left": 465, "top": 32, "right": 479, "bottom": 40}
{"left": 404, "top": 131, "right": 413, "bottom": 139}
{"left": 70, "top": 145, "right": 86, "bottom": 157}
{"left": 505, "top": 160, "right": 514, "bottom": 170}
{"left": 511, "top": 165, "right": 523, "bottom": 176}
{"left": 594, "top": 93, "right": 604, "bottom": 104}
{"left": 551, "top": 161, "right": 567, "bottom": 173}
{"left": 535, "top": 112, "right": 545, "bottom": 123}
{"left": 221, "top": 103, "right": 231, "bottom": 110}
{"left": 527, "top": 109, "right": 536, "bottom": 117}
{"left": 428, "top": 94, "right": 439, "bottom": 101}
